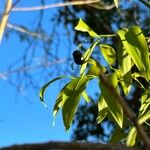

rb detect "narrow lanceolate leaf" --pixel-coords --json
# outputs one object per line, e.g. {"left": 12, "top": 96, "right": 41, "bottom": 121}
{"left": 125, "top": 26, "right": 150, "bottom": 80}
{"left": 117, "top": 40, "right": 132, "bottom": 95}
{"left": 126, "top": 110, "right": 150, "bottom": 147}
{"left": 109, "top": 127, "right": 126, "bottom": 144}
{"left": 100, "top": 44, "right": 116, "bottom": 66}
{"left": 117, "top": 29, "right": 144, "bottom": 73}
{"left": 117, "top": 39, "right": 131, "bottom": 75}
{"left": 139, "top": 92, "right": 150, "bottom": 117}
{"left": 114, "top": 0, "right": 119, "bottom": 8}
{"left": 52, "top": 76, "right": 90, "bottom": 130}
{"left": 99, "top": 73, "right": 123, "bottom": 128}
{"left": 75, "top": 18, "right": 99, "bottom": 38}
{"left": 97, "top": 95, "right": 108, "bottom": 124}
{"left": 80, "top": 40, "right": 100, "bottom": 76}
{"left": 62, "top": 76, "right": 90, "bottom": 130}
{"left": 82, "top": 90, "right": 91, "bottom": 103}
{"left": 53, "top": 83, "right": 69, "bottom": 117}
{"left": 39, "top": 76, "right": 68, "bottom": 107}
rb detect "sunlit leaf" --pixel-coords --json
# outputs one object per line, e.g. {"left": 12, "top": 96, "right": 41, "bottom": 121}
{"left": 87, "top": 59, "right": 106, "bottom": 76}
{"left": 53, "top": 77, "right": 82, "bottom": 117}
{"left": 125, "top": 26, "right": 150, "bottom": 80}
{"left": 53, "top": 84, "right": 69, "bottom": 117}
{"left": 80, "top": 40, "right": 100, "bottom": 76}
{"left": 126, "top": 127, "right": 137, "bottom": 147}
{"left": 117, "top": 29, "right": 144, "bottom": 73}
{"left": 75, "top": 18, "right": 99, "bottom": 38}
{"left": 39, "top": 76, "right": 69, "bottom": 107}
{"left": 139, "top": 93, "right": 150, "bottom": 117}
{"left": 60, "top": 76, "right": 90, "bottom": 130}
{"left": 120, "top": 73, "right": 132, "bottom": 95}
{"left": 82, "top": 90, "right": 91, "bottom": 103}
{"left": 100, "top": 44, "right": 116, "bottom": 66}
{"left": 117, "top": 39, "right": 132, "bottom": 76}
{"left": 97, "top": 95, "right": 108, "bottom": 124}
{"left": 117, "top": 32, "right": 132, "bottom": 95}
{"left": 126, "top": 110, "right": 150, "bottom": 147}
{"left": 109, "top": 127, "right": 126, "bottom": 143}
{"left": 99, "top": 73, "right": 123, "bottom": 128}
{"left": 114, "top": 0, "right": 119, "bottom": 8}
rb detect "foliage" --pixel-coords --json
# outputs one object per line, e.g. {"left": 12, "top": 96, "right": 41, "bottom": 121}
{"left": 40, "top": 17, "right": 150, "bottom": 147}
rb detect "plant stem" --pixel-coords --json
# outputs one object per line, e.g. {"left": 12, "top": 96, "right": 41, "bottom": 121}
{"left": 11, "top": 0, "right": 100, "bottom": 12}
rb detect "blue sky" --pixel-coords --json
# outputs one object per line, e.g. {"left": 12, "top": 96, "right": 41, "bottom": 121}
{"left": 0, "top": 0, "right": 76, "bottom": 147}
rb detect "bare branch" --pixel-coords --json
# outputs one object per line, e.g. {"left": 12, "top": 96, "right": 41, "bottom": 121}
{"left": 6, "top": 23, "right": 49, "bottom": 41}
{"left": 0, "top": 59, "right": 66, "bottom": 80}
{"left": 11, "top": 0, "right": 100, "bottom": 12}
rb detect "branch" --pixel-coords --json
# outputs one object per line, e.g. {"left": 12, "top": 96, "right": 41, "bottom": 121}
{"left": 11, "top": 0, "right": 100, "bottom": 12}
{"left": 1, "top": 141, "right": 139, "bottom": 150}
{"left": 99, "top": 74, "right": 150, "bottom": 149}
{"left": 6, "top": 23, "right": 49, "bottom": 41}
{"left": 0, "top": 59, "right": 66, "bottom": 80}
{"left": 0, "top": 0, "right": 12, "bottom": 43}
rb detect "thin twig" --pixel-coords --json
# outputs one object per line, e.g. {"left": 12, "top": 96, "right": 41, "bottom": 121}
{"left": 11, "top": 0, "right": 100, "bottom": 12}
{"left": 0, "top": 59, "right": 66, "bottom": 80}
{"left": 0, "top": 0, "right": 12, "bottom": 43}
{"left": 99, "top": 74, "right": 150, "bottom": 149}
{"left": 6, "top": 23, "right": 49, "bottom": 41}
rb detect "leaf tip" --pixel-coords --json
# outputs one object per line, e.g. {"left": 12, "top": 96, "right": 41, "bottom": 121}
{"left": 41, "top": 101, "right": 48, "bottom": 109}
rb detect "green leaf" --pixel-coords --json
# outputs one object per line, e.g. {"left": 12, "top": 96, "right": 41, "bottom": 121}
{"left": 75, "top": 18, "right": 99, "bottom": 38}
{"left": 82, "top": 90, "right": 91, "bottom": 103}
{"left": 39, "top": 76, "right": 68, "bottom": 107}
{"left": 117, "top": 39, "right": 132, "bottom": 76}
{"left": 62, "top": 91, "right": 81, "bottom": 130}
{"left": 114, "top": 0, "right": 119, "bottom": 8}
{"left": 120, "top": 73, "right": 132, "bottom": 95}
{"left": 139, "top": 93, "right": 150, "bottom": 117}
{"left": 117, "top": 28, "right": 144, "bottom": 73}
{"left": 109, "top": 127, "right": 126, "bottom": 144}
{"left": 97, "top": 95, "right": 108, "bottom": 124}
{"left": 80, "top": 40, "right": 100, "bottom": 76}
{"left": 87, "top": 59, "right": 106, "bottom": 76}
{"left": 126, "top": 110, "right": 150, "bottom": 147}
{"left": 125, "top": 26, "right": 150, "bottom": 80}
{"left": 61, "top": 76, "right": 90, "bottom": 130}
{"left": 117, "top": 30, "right": 134, "bottom": 95}
{"left": 117, "top": 39, "right": 132, "bottom": 95}
{"left": 100, "top": 44, "right": 116, "bottom": 66}
{"left": 99, "top": 73, "right": 123, "bottom": 128}
{"left": 126, "top": 127, "right": 137, "bottom": 147}
{"left": 53, "top": 84, "right": 69, "bottom": 117}
{"left": 62, "top": 76, "right": 90, "bottom": 130}
{"left": 53, "top": 77, "right": 82, "bottom": 117}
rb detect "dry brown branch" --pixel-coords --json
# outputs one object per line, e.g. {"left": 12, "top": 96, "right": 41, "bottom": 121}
{"left": 11, "top": 0, "right": 100, "bottom": 12}
{"left": 0, "top": 0, "right": 12, "bottom": 43}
